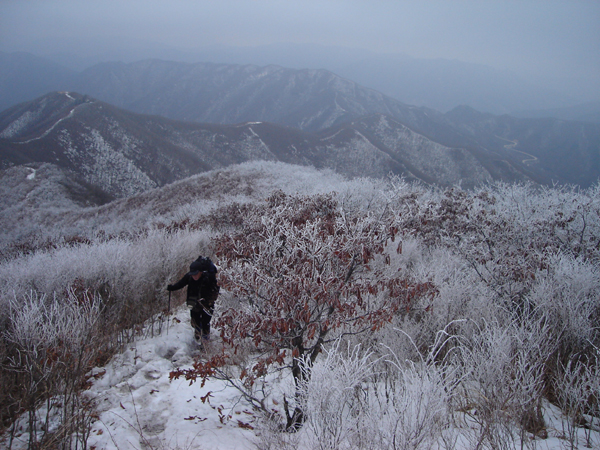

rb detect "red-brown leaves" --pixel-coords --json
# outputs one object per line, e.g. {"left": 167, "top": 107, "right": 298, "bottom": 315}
{"left": 384, "top": 278, "right": 437, "bottom": 312}
{"left": 307, "top": 323, "right": 317, "bottom": 340}
{"left": 175, "top": 192, "right": 433, "bottom": 393}
{"left": 237, "top": 420, "right": 254, "bottom": 430}
{"left": 169, "top": 353, "right": 229, "bottom": 387}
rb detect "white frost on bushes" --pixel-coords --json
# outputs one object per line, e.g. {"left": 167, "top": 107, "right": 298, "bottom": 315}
{"left": 1, "top": 163, "right": 600, "bottom": 449}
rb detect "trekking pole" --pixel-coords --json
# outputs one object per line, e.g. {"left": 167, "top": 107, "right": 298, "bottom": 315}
{"left": 167, "top": 290, "right": 171, "bottom": 335}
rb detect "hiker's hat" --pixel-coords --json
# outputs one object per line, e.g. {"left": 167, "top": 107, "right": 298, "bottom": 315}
{"left": 189, "top": 259, "right": 209, "bottom": 275}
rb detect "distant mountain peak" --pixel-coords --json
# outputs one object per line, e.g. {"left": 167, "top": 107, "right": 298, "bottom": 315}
{"left": 1, "top": 92, "right": 531, "bottom": 200}
{"left": 0, "top": 91, "right": 92, "bottom": 141}
{"left": 2, "top": 67, "right": 599, "bottom": 197}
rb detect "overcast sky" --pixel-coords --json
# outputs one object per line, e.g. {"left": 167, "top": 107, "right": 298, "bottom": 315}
{"left": 1, "top": 0, "right": 599, "bottom": 84}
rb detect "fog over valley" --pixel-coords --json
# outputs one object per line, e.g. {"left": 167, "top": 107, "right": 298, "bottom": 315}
{"left": 1, "top": 0, "right": 599, "bottom": 115}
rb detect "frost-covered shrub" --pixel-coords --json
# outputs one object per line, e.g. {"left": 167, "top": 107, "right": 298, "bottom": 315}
{"left": 389, "top": 182, "right": 600, "bottom": 306}
{"left": 295, "top": 330, "right": 460, "bottom": 450}
{"left": 554, "top": 353, "right": 600, "bottom": 449}
{"left": 168, "top": 181, "right": 600, "bottom": 444}
{"left": 0, "top": 227, "right": 215, "bottom": 441}
{"left": 373, "top": 361, "right": 456, "bottom": 450}
{"left": 2, "top": 290, "right": 102, "bottom": 448}
{"left": 300, "top": 343, "right": 376, "bottom": 450}
{"left": 458, "top": 317, "right": 557, "bottom": 448}
{"left": 171, "top": 191, "right": 439, "bottom": 430}
{"left": 0, "top": 228, "right": 214, "bottom": 335}
{"left": 389, "top": 243, "right": 499, "bottom": 357}
{"left": 529, "top": 252, "right": 600, "bottom": 353}
{"left": 384, "top": 182, "right": 600, "bottom": 427}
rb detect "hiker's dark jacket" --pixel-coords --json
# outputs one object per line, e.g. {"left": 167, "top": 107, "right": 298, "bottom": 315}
{"left": 168, "top": 257, "right": 220, "bottom": 337}
{"left": 169, "top": 272, "right": 219, "bottom": 307}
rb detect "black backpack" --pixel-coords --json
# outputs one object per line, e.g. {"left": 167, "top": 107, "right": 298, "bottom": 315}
{"left": 196, "top": 256, "right": 219, "bottom": 306}
{"left": 190, "top": 256, "right": 217, "bottom": 275}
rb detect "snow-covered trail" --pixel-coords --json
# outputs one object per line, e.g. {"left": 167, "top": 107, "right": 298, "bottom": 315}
{"left": 5, "top": 301, "right": 595, "bottom": 449}
{"left": 17, "top": 101, "right": 89, "bottom": 145}
{"left": 84, "top": 306, "right": 258, "bottom": 450}
{"left": 84, "top": 308, "right": 585, "bottom": 450}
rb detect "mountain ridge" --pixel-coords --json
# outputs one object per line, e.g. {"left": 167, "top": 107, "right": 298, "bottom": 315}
{"left": 5, "top": 46, "right": 589, "bottom": 115}
{"left": 55, "top": 58, "right": 600, "bottom": 188}
{"left": 0, "top": 92, "right": 526, "bottom": 201}
{"left": 72, "top": 58, "right": 430, "bottom": 132}
{"left": 2, "top": 51, "right": 592, "bottom": 125}
{"left": 511, "top": 101, "right": 600, "bottom": 124}
{"left": 2, "top": 86, "right": 599, "bottom": 204}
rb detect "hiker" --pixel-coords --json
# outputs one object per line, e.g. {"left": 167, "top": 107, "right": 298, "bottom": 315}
{"left": 167, "top": 256, "right": 220, "bottom": 342}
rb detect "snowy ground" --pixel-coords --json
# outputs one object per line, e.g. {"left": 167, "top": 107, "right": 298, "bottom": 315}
{"left": 84, "top": 306, "right": 258, "bottom": 450}
{"left": 5, "top": 304, "right": 598, "bottom": 449}
{"left": 84, "top": 306, "right": 600, "bottom": 450}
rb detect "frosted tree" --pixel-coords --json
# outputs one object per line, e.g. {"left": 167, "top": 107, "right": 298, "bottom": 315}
{"left": 171, "top": 191, "right": 436, "bottom": 430}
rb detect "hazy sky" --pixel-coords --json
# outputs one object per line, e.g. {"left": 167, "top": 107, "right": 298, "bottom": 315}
{"left": 1, "top": 0, "right": 599, "bottom": 82}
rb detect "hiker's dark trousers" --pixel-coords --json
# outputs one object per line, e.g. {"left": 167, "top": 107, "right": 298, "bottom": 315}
{"left": 190, "top": 302, "right": 213, "bottom": 336}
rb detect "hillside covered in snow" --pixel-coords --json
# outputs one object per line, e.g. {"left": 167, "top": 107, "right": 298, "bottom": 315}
{"left": 1, "top": 162, "right": 599, "bottom": 449}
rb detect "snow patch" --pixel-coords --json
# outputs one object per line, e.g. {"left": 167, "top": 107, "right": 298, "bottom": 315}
{"left": 72, "top": 129, "right": 158, "bottom": 197}
{"left": 246, "top": 127, "right": 273, "bottom": 156}
{"left": 0, "top": 110, "right": 40, "bottom": 138}
{"left": 82, "top": 306, "right": 257, "bottom": 450}
{"left": 320, "top": 128, "right": 344, "bottom": 141}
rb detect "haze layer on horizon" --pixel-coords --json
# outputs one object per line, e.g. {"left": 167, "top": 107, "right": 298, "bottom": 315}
{"left": 1, "top": 0, "right": 599, "bottom": 104}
